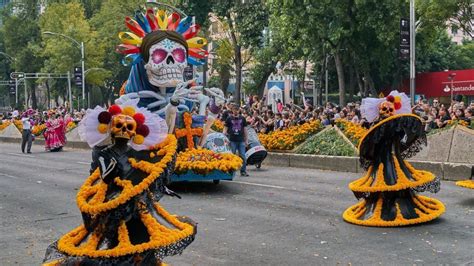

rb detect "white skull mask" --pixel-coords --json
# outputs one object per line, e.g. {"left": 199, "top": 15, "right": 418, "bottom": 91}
{"left": 144, "top": 39, "right": 187, "bottom": 87}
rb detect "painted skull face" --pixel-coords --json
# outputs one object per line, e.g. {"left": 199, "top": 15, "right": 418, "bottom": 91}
{"left": 110, "top": 114, "right": 137, "bottom": 140}
{"left": 144, "top": 39, "right": 187, "bottom": 87}
{"left": 379, "top": 101, "right": 395, "bottom": 118}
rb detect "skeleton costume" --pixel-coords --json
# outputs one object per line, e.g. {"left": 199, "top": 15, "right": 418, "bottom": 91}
{"left": 343, "top": 91, "right": 445, "bottom": 226}
{"left": 42, "top": 100, "right": 196, "bottom": 265}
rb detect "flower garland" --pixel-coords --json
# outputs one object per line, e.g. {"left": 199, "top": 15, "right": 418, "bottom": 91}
{"left": 76, "top": 134, "right": 177, "bottom": 215}
{"left": 175, "top": 112, "right": 203, "bottom": 150}
{"left": 335, "top": 119, "right": 367, "bottom": 146}
{"left": 456, "top": 180, "right": 474, "bottom": 189}
{"left": 258, "top": 120, "right": 322, "bottom": 150}
{"left": 58, "top": 202, "right": 194, "bottom": 258}
{"left": 0, "top": 121, "right": 11, "bottom": 132}
{"left": 175, "top": 148, "right": 242, "bottom": 175}
{"left": 349, "top": 156, "right": 436, "bottom": 193}
{"left": 211, "top": 119, "right": 224, "bottom": 132}
{"left": 343, "top": 194, "right": 445, "bottom": 227}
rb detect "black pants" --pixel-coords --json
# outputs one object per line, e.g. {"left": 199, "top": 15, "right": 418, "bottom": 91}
{"left": 21, "top": 129, "right": 33, "bottom": 153}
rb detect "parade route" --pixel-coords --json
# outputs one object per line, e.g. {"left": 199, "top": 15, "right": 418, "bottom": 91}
{"left": 0, "top": 142, "right": 473, "bottom": 265}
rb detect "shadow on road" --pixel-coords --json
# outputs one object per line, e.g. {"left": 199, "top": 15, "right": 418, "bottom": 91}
{"left": 457, "top": 197, "right": 474, "bottom": 207}
{"left": 169, "top": 181, "right": 240, "bottom": 195}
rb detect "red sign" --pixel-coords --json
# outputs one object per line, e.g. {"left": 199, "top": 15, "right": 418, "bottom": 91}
{"left": 398, "top": 69, "right": 474, "bottom": 97}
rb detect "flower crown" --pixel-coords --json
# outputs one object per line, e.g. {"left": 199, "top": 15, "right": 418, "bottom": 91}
{"left": 78, "top": 100, "right": 168, "bottom": 151}
{"left": 383, "top": 95, "right": 403, "bottom": 111}
{"left": 117, "top": 7, "right": 208, "bottom": 66}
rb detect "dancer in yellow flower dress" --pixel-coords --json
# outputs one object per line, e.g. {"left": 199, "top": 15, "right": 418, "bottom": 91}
{"left": 42, "top": 100, "right": 195, "bottom": 265}
{"left": 343, "top": 91, "right": 445, "bottom": 227}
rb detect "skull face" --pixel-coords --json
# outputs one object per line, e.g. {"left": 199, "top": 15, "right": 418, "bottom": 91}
{"left": 110, "top": 114, "right": 137, "bottom": 140}
{"left": 144, "top": 39, "right": 187, "bottom": 87}
{"left": 379, "top": 101, "right": 395, "bottom": 118}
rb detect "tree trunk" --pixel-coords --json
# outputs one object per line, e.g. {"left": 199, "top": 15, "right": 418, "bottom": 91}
{"left": 334, "top": 52, "right": 346, "bottom": 106}
{"left": 228, "top": 20, "right": 241, "bottom": 105}
{"left": 30, "top": 85, "right": 37, "bottom": 110}
{"left": 234, "top": 44, "right": 242, "bottom": 104}
{"left": 348, "top": 64, "right": 355, "bottom": 102}
{"left": 256, "top": 68, "right": 274, "bottom": 98}
{"left": 355, "top": 66, "right": 364, "bottom": 97}
{"left": 45, "top": 80, "right": 51, "bottom": 109}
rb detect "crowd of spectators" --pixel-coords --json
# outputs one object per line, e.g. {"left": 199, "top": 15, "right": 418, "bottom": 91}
{"left": 0, "top": 105, "right": 85, "bottom": 126}
{"left": 2, "top": 95, "right": 473, "bottom": 134}
{"left": 219, "top": 94, "right": 474, "bottom": 134}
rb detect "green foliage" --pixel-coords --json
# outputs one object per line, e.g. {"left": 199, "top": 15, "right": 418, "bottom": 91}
{"left": 297, "top": 128, "right": 356, "bottom": 156}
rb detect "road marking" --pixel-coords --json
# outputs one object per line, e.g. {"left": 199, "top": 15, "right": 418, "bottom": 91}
{"left": 5, "top": 152, "right": 35, "bottom": 158}
{"left": 76, "top": 161, "right": 90, "bottom": 165}
{"left": 227, "top": 180, "right": 286, "bottom": 190}
{"left": 0, "top": 172, "right": 20, "bottom": 179}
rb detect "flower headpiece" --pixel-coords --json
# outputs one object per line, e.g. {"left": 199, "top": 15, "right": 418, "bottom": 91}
{"left": 116, "top": 7, "right": 208, "bottom": 66}
{"left": 360, "top": 90, "right": 411, "bottom": 123}
{"left": 78, "top": 99, "right": 168, "bottom": 151}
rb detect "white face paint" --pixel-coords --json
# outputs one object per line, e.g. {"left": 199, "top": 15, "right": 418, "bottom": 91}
{"left": 144, "top": 38, "right": 187, "bottom": 87}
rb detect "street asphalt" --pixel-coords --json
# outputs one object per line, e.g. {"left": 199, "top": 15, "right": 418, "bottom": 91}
{"left": 0, "top": 142, "right": 473, "bottom": 265}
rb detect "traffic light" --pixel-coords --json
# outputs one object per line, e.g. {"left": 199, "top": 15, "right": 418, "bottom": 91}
{"left": 74, "top": 66, "right": 83, "bottom": 86}
{"left": 8, "top": 80, "right": 15, "bottom": 95}
{"left": 399, "top": 18, "right": 410, "bottom": 60}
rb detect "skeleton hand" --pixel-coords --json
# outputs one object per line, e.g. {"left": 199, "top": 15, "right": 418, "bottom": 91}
{"left": 115, "top": 91, "right": 167, "bottom": 111}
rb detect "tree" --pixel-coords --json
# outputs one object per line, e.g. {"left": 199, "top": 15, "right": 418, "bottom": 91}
{"left": 211, "top": 0, "right": 269, "bottom": 104}
{"left": 40, "top": 1, "right": 109, "bottom": 108}
{"left": 2, "top": 0, "right": 44, "bottom": 109}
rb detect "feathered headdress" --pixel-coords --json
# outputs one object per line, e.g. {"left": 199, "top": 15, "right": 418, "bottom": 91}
{"left": 360, "top": 90, "right": 411, "bottom": 123}
{"left": 116, "top": 7, "right": 208, "bottom": 66}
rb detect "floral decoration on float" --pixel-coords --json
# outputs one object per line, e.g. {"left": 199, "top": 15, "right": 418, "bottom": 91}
{"left": 258, "top": 120, "right": 322, "bottom": 150}
{"left": 172, "top": 112, "right": 242, "bottom": 178}
{"left": 175, "top": 148, "right": 242, "bottom": 175}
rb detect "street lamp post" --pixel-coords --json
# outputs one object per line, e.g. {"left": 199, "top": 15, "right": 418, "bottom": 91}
{"left": 448, "top": 73, "right": 456, "bottom": 102}
{"left": 42, "top": 31, "right": 85, "bottom": 108}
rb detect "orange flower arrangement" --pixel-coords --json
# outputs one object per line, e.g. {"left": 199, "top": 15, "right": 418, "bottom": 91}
{"left": 13, "top": 119, "right": 23, "bottom": 131}
{"left": 175, "top": 112, "right": 203, "bottom": 149}
{"left": 258, "top": 120, "right": 322, "bottom": 150}
{"left": 175, "top": 148, "right": 242, "bottom": 175}
{"left": 32, "top": 123, "right": 47, "bottom": 136}
{"left": 0, "top": 121, "right": 11, "bottom": 132}
{"left": 335, "top": 119, "right": 367, "bottom": 146}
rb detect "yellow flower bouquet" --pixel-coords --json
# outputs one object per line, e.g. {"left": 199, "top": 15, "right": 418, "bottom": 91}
{"left": 258, "top": 120, "right": 322, "bottom": 150}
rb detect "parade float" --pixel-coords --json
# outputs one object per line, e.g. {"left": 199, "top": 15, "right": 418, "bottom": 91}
{"left": 343, "top": 92, "right": 445, "bottom": 226}
{"left": 114, "top": 2, "right": 242, "bottom": 184}
{"left": 258, "top": 120, "right": 322, "bottom": 151}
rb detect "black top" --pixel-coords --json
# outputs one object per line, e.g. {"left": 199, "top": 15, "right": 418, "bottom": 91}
{"left": 225, "top": 114, "right": 247, "bottom": 142}
{"left": 358, "top": 114, "right": 426, "bottom": 170}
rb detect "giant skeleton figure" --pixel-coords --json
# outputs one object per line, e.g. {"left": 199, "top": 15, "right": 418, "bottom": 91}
{"left": 116, "top": 30, "right": 225, "bottom": 138}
